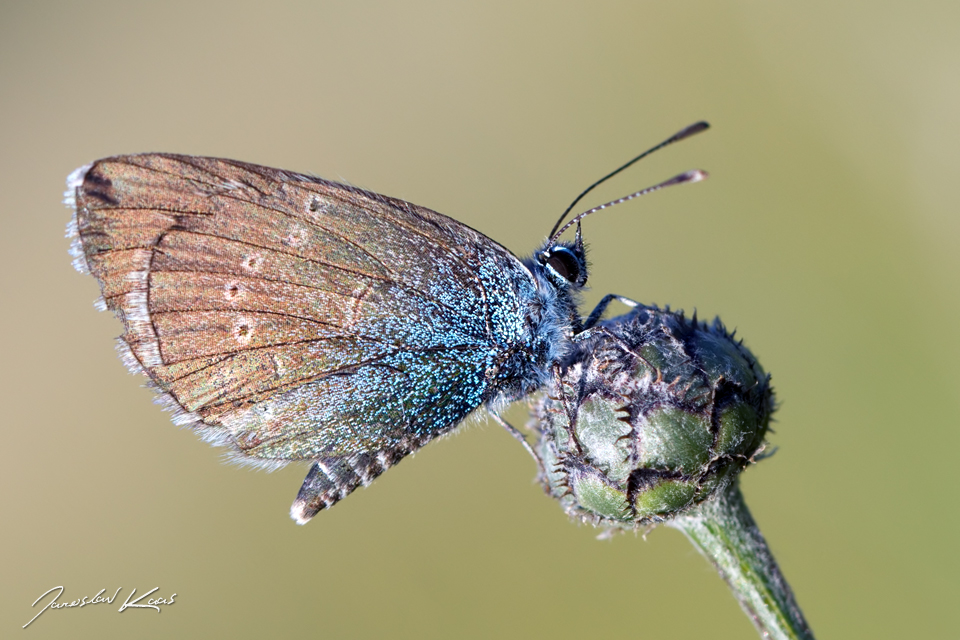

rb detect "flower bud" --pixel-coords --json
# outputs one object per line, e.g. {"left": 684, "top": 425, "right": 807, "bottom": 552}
{"left": 531, "top": 305, "right": 774, "bottom": 530}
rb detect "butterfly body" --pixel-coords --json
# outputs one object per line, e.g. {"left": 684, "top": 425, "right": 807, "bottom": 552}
{"left": 66, "top": 154, "right": 585, "bottom": 522}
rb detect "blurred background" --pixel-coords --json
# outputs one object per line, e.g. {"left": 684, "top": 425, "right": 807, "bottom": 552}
{"left": 2, "top": 2, "right": 957, "bottom": 638}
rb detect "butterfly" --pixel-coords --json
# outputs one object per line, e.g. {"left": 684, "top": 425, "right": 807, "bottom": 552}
{"left": 64, "top": 123, "right": 707, "bottom": 523}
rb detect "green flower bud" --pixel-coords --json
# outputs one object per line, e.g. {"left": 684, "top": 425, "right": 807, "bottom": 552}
{"left": 531, "top": 305, "right": 774, "bottom": 530}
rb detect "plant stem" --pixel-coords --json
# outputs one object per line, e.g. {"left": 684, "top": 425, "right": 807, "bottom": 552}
{"left": 668, "top": 482, "right": 815, "bottom": 640}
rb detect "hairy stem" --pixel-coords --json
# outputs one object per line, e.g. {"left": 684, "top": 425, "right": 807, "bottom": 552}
{"left": 669, "top": 482, "right": 815, "bottom": 640}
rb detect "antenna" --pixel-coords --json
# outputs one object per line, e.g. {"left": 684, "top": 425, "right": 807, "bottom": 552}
{"left": 548, "top": 121, "right": 710, "bottom": 239}
{"left": 547, "top": 170, "right": 708, "bottom": 245}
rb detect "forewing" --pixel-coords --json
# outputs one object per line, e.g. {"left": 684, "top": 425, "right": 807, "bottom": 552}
{"left": 66, "top": 154, "right": 531, "bottom": 514}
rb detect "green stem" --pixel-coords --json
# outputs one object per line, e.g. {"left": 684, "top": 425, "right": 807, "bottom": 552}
{"left": 668, "top": 482, "right": 815, "bottom": 640}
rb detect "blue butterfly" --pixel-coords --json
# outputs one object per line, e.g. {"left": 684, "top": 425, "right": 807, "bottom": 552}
{"left": 65, "top": 123, "right": 707, "bottom": 523}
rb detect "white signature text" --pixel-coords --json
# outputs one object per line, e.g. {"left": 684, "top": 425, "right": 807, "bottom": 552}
{"left": 24, "top": 586, "right": 177, "bottom": 628}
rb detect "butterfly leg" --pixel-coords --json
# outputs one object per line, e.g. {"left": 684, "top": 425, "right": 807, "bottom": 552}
{"left": 572, "top": 324, "right": 663, "bottom": 384}
{"left": 550, "top": 362, "right": 586, "bottom": 456}
{"left": 580, "top": 294, "right": 640, "bottom": 332}
{"left": 486, "top": 408, "right": 546, "bottom": 478}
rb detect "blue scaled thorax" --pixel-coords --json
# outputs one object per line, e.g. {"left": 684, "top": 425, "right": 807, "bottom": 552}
{"left": 486, "top": 233, "right": 589, "bottom": 407}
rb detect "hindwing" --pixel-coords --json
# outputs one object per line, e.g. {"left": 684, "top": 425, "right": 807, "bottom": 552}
{"left": 66, "top": 154, "right": 534, "bottom": 519}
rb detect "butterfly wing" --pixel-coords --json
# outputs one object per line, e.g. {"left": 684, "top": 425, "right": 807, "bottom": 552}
{"left": 66, "top": 154, "right": 536, "bottom": 521}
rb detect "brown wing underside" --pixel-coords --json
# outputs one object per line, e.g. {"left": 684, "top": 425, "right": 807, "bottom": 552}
{"left": 66, "top": 154, "right": 529, "bottom": 461}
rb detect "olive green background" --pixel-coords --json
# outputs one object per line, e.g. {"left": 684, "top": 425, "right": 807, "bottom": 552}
{"left": 2, "top": 2, "right": 957, "bottom": 638}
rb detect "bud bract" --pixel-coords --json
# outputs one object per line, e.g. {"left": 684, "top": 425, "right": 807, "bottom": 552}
{"left": 531, "top": 305, "right": 774, "bottom": 529}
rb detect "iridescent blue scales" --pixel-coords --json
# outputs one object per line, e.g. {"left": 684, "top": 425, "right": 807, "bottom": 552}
{"left": 65, "top": 154, "right": 585, "bottom": 523}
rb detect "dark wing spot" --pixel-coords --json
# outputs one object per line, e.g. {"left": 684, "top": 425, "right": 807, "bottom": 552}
{"left": 83, "top": 171, "right": 120, "bottom": 205}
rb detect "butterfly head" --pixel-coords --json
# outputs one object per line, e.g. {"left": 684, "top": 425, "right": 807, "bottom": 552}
{"left": 533, "top": 224, "right": 588, "bottom": 290}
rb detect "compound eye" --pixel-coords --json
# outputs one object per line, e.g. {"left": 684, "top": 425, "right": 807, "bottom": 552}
{"left": 545, "top": 247, "right": 581, "bottom": 284}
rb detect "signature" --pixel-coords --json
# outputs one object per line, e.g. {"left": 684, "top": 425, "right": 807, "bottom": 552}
{"left": 23, "top": 586, "right": 176, "bottom": 628}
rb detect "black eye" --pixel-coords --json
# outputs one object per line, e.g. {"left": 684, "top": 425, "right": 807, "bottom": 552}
{"left": 545, "top": 247, "right": 581, "bottom": 284}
